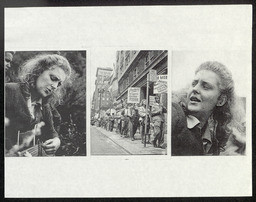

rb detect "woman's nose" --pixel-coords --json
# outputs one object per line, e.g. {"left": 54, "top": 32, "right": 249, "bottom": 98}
{"left": 51, "top": 82, "right": 58, "bottom": 90}
{"left": 192, "top": 83, "right": 200, "bottom": 94}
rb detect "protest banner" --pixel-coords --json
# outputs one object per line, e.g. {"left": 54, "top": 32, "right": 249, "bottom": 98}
{"left": 153, "top": 74, "right": 167, "bottom": 94}
{"left": 149, "top": 95, "right": 156, "bottom": 106}
{"left": 127, "top": 87, "right": 140, "bottom": 103}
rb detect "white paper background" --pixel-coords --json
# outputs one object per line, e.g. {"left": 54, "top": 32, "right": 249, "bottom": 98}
{"left": 5, "top": 5, "right": 252, "bottom": 197}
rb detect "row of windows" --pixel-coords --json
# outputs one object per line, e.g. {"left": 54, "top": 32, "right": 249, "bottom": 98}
{"left": 97, "top": 75, "right": 110, "bottom": 84}
{"left": 98, "top": 97, "right": 110, "bottom": 101}
{"left": 118, "top": 51, "right": 163, "bottom": 93}
{"left": 117, "top": 50, "right": 138, "bottom": 77}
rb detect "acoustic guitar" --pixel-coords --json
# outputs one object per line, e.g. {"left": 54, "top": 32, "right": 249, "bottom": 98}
{"left": 5, "top": 121, "right": 53, "bottom": 157}
{"left": 5, "top": 140, "right": 51, "bottom": 157}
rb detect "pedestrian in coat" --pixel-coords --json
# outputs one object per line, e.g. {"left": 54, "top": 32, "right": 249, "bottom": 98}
{"left": 129, "top": 103, "right": 140, "bottom": 141}
{"left": 151, "top": 95, "right": 167, "bottom": 147}
{"left": 121, "top": 102, "right": 129, "bottom": 137}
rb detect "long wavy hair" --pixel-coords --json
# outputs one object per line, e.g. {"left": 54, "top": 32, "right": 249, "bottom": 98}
{"left": 194, "top": 61, "right": 235, "bottom": 138}
{"left": 18, "top": 54, "right": 72, "bottom": 105}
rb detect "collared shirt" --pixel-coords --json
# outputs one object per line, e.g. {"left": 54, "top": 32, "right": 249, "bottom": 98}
{"left": 186, "top": 114, "right": 217, "bottom": 155}
{"left": 27, "top": 97, "right": 43, "bottom": 120}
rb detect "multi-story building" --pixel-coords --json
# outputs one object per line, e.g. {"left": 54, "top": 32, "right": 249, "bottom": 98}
{"left": 92, "top": 67, "right": 113, "bottom": 117}
{"left": 115, "top": 50, "right": 168, "bottom": 107}
{"left": 108, "top": 64, "right": 119, "bottom": 101}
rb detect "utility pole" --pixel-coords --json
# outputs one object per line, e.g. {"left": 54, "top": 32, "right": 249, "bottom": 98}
{"left": 144, "top": 74, "right": 150, "bottom": 147}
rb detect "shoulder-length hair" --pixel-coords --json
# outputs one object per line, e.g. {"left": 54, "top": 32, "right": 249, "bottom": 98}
{"left": 18, "top": 54, "right": 72, "bottom": 105}
{"left": 195, "top": 61, "right": 235, "bottom": 137}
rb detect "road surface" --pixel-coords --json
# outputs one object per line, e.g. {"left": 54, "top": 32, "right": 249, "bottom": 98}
{"left": 91, "top": 126, "right": 131, "bottom": 155}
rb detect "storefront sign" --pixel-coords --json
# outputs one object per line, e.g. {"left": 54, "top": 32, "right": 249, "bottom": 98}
{"left": 127, "top": 87, "right": 140, "bottom": 103}
{"left": 157, "top": 75, "right": 167, "bottom": 81}
{"left": 154, "top": 74, "right": 167, "bottom": 94}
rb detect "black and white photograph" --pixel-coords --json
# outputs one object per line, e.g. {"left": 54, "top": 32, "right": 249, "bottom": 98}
{"left": 171, "top": 51, "right": 248, "bottom": 156}
{"left": 4, "top": 51, "right": 87, "bottom": 157}
{"left": 90, "top": 50, "right": 168, "bottom": 155}
{"left": 4, "top": 4, "right": 252, "bottom": 198}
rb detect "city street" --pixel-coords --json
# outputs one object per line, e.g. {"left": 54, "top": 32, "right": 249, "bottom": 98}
{"left": 91, "top": 125, "right": 167, "bottom": 155}
{"left": 91, "top": 126, "right": 131, "bottom": 155}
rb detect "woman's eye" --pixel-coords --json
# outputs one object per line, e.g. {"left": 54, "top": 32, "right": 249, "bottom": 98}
{"left": 202, "top": 84, "right": 211, "bottom": 90}
{"left": 50, "top": 75, "right": 58, "bottom": 82}
{"left": 192, "top": 81, "right": 197, "bottom": 87}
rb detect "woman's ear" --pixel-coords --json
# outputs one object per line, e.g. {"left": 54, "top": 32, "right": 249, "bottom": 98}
{"left": 217, "top": 95, "right": 227, "bottom": 106}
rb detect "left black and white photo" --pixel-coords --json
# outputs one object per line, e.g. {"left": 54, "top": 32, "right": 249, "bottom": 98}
{"left": 4, "top": 51, "right": 87, "bottom": 157}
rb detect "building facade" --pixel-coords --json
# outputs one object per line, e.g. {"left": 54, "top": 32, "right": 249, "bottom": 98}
{"left": 92, "top": 67, "right": 113, "bottom": 117}
{"left": 115, "top": 50, "right": 168, "bottom": 107}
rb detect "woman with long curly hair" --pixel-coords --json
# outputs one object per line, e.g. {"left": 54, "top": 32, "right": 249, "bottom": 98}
{"left": 5, "top": 54, "right": 72, "bottom": 156}
{"left": 171, "top": 61, "right": 244, "bottom": 155}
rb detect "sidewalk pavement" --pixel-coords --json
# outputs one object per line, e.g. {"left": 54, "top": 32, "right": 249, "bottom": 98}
{"left": 92, "top": 126, "right": 167, "bottom": 155}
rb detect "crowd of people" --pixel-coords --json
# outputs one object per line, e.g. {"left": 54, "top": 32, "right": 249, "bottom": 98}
{"left": 93, "top": 95, "right": 167, "bottom": 148}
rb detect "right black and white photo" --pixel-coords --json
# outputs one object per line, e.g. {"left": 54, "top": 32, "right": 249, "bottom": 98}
{"left": 171, "top": 51, "right": 248, "bottom": 156}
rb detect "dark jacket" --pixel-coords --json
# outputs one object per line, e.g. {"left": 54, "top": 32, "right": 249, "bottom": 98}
{"left": 5, "top": 83, "right": 59, "bottom": 150}
{"left": 171, "top": 102, "right": 227, "bottom": 156}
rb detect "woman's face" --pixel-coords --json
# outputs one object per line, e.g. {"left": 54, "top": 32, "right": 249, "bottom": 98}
{"left": 35, "top": 66, "right": 67, "bottom": 97}
{"left": 187, "top": 70, "right": 221, "bottom": 116}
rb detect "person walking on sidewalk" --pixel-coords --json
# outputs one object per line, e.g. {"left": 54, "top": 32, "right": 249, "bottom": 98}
{"left": 151, "top": 95, "right": 167, "bottom": 147}
{"left": 121, "top": 101, "right": 129, "bottom": 137}
{"left": 129, "top": 103, "right": 140, "bottom": 141}
{"left": 138, "top": 99, "right": 151, "bottom": 144}
{"left": 115, "top": 111, "right": 122, "bottom": 134}
{"left": 109, "top": 113, "right": 115, "bottom": 132}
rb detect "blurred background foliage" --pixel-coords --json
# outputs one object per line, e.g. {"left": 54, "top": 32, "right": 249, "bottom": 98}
{"left": 11, "top": 51, "right": 86, "bottom": 156}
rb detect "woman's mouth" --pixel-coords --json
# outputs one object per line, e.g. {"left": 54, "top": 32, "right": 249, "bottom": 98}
{"left": 189, "top": 96, "right": 201, "bottom": 103}
{"left": 44, "top": 88, "right": 52, "bottom": 95}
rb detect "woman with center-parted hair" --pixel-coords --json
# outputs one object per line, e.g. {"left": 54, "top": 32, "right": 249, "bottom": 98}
{"left": 5, "top": 54, "right": 72, "bottom": 156}
{"left": 171, "top": 61, "right": 246, "bottom": 156}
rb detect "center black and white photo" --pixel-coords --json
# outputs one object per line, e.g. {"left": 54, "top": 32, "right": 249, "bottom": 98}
{"left": 90, "top": 50, "right": 168, "bottom": 155}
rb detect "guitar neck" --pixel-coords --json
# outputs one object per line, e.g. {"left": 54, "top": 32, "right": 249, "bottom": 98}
{"left": 22, "top": 143, "right": 52, "bottom": 157}
{"left": 6, "top": 143, "right": 48, "bottom": 157}
{"left": 20, "top": 144, "right": 41, "bottom": 157}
